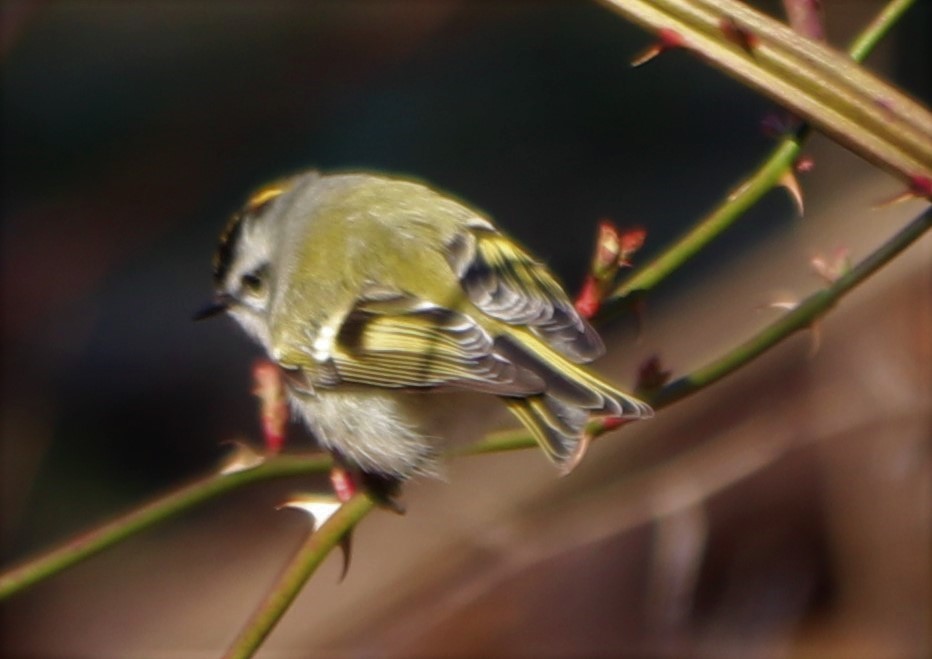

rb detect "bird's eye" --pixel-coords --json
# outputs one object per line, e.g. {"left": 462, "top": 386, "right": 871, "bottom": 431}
{"left": 241, "top": 271, "right": 264, "bottom": 293}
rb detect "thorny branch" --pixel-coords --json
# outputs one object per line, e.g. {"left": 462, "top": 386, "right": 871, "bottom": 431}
{"left": 1, "top": 1, "right": 929, "bottom": 657}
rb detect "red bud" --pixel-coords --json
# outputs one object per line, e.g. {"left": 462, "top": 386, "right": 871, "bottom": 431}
{"left": 637, "top": 355, "right": 673, "bottom": 392}
{"left": 909, "top": 175, "right": 932, "bottom": 198}
{"left": 253, "top": 360, "right": 288, "bottom": 454}
{"left": 595, "top": 220, "right": 622, "bottom": 277}
{"left": 599, "top": 416, "right": 627, "bottom": 433}
{"left": 575, "top": 275, "right": 602, "bottom": 319}
{"left": 720, "top": 17, "right": 760, "bottom": 55}
{"left": 618, "top": 227, "right": 646, "bottom": 267}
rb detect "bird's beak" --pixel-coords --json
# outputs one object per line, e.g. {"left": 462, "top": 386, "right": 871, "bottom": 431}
{"left": 192, "top": 296, "right": 231, "bottom": 321}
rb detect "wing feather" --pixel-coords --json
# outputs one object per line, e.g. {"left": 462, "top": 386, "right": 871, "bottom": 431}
{"left": 446, "top": 227, "right": 604, "bottom": 363}
{"left": 328, "top": 295, "right": 545, "bottom": 396}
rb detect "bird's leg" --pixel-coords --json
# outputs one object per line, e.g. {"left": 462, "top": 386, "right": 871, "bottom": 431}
{"left": 315, "top": 460, "right": 354, "bottom": 581}
{"left": 330, "top": 456, "right": 406, "bottom": 514}
{"left": 329, "top": 464, "right": 356, "bottom": 503}
{"left": 320, "top": 461, "right": 404, "bottom": 580}
{"left": 359, "top": 471, "right": 406, "bottom": 515}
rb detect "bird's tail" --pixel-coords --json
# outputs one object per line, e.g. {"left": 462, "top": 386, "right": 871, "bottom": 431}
{"left": 500, "top": 338, "right": 652, "bottom": 473}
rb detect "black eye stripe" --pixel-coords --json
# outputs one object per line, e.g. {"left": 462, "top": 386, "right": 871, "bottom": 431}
{"left": 213, "top": 182, "right": 287, "bottom": 287}
{"left": 213, "top": 212, "right": 245, "bottom": 284}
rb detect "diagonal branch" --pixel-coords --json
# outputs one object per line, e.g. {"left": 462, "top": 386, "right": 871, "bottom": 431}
{"left": 0, "top": 6, "right": 925, "bottom": 656}
{"left": 0, "top": 454, "right": 331, "bottom": 600}
{"left": 222, "top": 203, "right": 930, "bottom": 659}
{"left": 2, "top": 193, "right": 927, "bottom": 655}
{"left": 222, "top": 493, "right": 376, "bottom": 659}
{"left": 606, "top": 0, "right": 918, "bottom": 305}
{"left": 469, "top": 205, "right": 932, "bottom": 449}
{"left": 598, "top": 0, "right": 932, "bottom": 186}
{"left": 650, "top": 204, "right": 932, "bottom": 407}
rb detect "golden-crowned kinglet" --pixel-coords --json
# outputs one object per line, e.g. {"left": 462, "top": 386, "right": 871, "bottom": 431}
{"left": 200, "top": 171, "right": 651, "bottom": 480}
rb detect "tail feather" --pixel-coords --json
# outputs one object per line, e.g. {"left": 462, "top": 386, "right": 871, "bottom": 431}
{"left": 575, "top": 367, "right": 655, "bottom": 420}
{"left": 504, "top": 398, "right": 567, "bottom": 461}
{"left": 498, "top": 333, "right": 652, "bottom": 471}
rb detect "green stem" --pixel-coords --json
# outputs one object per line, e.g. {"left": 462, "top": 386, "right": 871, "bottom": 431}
{"left": 6, "top": 205, "right": 924, "bottom": 650}
{"left": 0, "top": 454, "right": 331, "bottom": 601}
{"left": 2, "top": 209, "right": 926, "bottom": 653}
{"left": 469, "top": 206, "right": 932, "bottom": 450}
{"left": 222, "top": 493, "right": 376, "bottom": 659}
{"left": 651, "top": 205, "right": 932, "bottom": 407}
{"left": 0, "top": 0, "right": 921, "bottom": 625}
{"left": 608, "top": 136, "right": 806, "bottom": 302}
{"left": 607, "top": 0, "right": 917, "bottom": 304}
{"left": 222, "top": 203, "right": 930, "bottom": 658}
{"left": 847, "top": 0, "right": 915, "bottom": 60}
{"left": 466, "top": 208, "right": 932, "bottom": 455}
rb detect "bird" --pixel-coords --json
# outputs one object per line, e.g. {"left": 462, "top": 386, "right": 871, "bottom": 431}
{"left": 198, "top": 170, "right": 651, "bottom": 499}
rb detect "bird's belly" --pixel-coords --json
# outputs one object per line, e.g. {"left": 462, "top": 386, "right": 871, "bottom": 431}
{"left": 287, "top": 387, "right": 506, "bottom": 478}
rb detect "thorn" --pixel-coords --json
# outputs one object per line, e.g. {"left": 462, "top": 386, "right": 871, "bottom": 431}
{"left": 810, "top": 248, "right": 850, "bottom": 284}
{"left": 253, "top": 360, "right": 288, "bottom": 454}
{"left": 631, "top": 28, "right": 685, "bottom": 67}
{"left": 808, "top": 320, "right": 822, "bottom": 357}
{"left": 778, "top": 170, "right": 805, "bottom": 216}
{"left": 765, "top": 299, "right": 799, "bottom": 312}
{"left": 720, "top": 17, "right": 760, "bottom": 56}
{"left": 874, "top": 175, "right": 932, "bottom": 208}
{"left": 630, "top": 45, "right": 663, "bottom": 68}
{"left": 218, "top": 440, "right": 266, "bottom": 475}
{"left": 807, "top": 248, "right": 849, "bottom": 355}
{"left": 761, "top": 296, "right": 821, "bottom": 354}
{"left": 278, "top": 494, "right": 352, "bottom": 580}
{"left": 279, "top": 495, "right": 342, "bottom": 530}
{"left": 874, "top": 191, "right": 913, "bottom": 209}
{"left": 760, "top": 295, "right": 820, "bottom": 354}
{"left": 337, "top": 531, "right": 353, "bottom": 581}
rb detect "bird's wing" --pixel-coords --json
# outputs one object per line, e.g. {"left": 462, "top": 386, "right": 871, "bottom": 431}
{"left": 445, "top": 221, "right": 604, "bottom": 363}
{"left": 302, "top": 292, "right": 546, "bottom": 395}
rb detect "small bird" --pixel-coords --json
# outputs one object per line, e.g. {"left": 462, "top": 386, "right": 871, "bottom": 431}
{"left": 199, "top": 171, "right": 651, "bottom": 494}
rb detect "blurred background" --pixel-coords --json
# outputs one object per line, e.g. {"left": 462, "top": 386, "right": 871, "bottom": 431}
{"left": 1, "top": 1, "right": 929, "bottom": 657}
